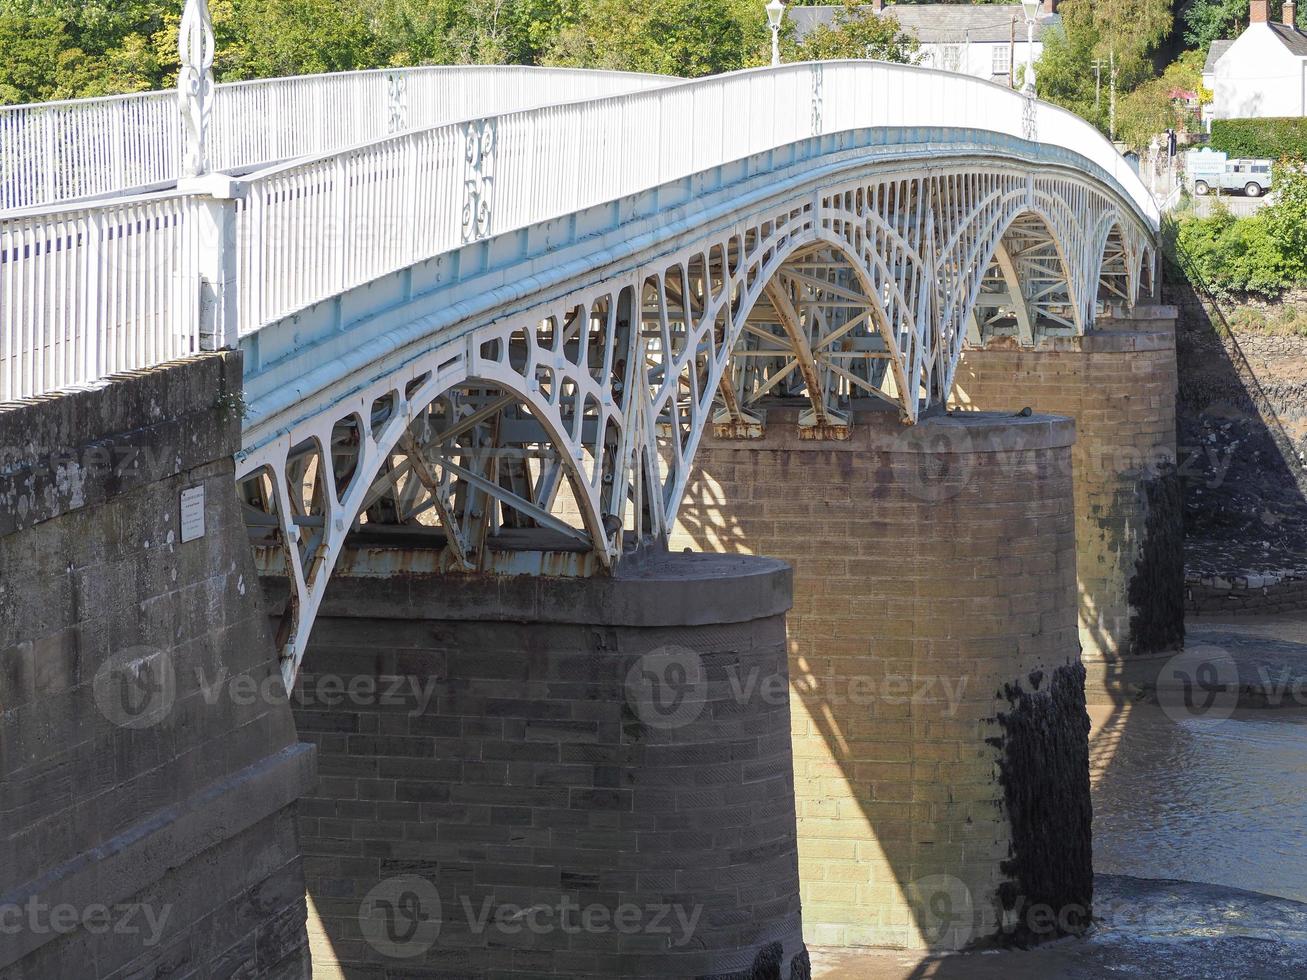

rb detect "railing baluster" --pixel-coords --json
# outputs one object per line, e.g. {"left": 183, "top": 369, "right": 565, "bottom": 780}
{"left": 2, "top": 62, "right": 1158, "bottom": 399}
{"left": 1, "top": 67, "right": 678, "bottom": 212}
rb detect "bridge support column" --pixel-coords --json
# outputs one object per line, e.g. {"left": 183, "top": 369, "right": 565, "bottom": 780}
{"left": 672, "top": 409, "right": 1090, "bottom": 950}
{"left": 953, "top": 307, "right": 1184, "bottom": 692}
{"left": 0, "top": 354, "right": 314, "bottom": 978}
{"left": 291, "top": 553, "right": 809, "bottom": 978}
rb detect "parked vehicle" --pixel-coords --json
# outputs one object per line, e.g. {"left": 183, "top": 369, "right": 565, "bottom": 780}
{"left": 1186, "top": 149, "right": 1274, "bottom": 197}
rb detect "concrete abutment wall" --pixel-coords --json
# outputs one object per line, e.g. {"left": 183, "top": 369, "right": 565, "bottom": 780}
{"left": 290, "top": 553, "right": 809, "bottom": 978}
{"left": 0, "top": 355, "right": 314, "bottom": 978}
{"left": 671, "top": 410, "right": 1092, "bottom": 949}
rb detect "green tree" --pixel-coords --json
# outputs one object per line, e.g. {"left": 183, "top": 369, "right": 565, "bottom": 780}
{"left": 789, "top": 1, "right": 918, "bottom": 63}
{"left": 1185, "top": 0, "right": 1307, "bottom": 52}
{"left": 1030, "top": 0, "right": 1104, "bottom": 128}
{"left": 1034, "top": 0, "right": 1175, "bottom": 139}
{"left": 218, "top": 0, "right": 384, "bottom": 80}
{"left": 1172, "top": 165, "right": 1307, "bottom": 297}
{"left": 0, "top": 0, "right": 178, "bottom": 101}
{"left": 1264, "top": 164, "right": 1307, "bottom": 283}
{"left": 1115, "top": 50, "right": 1206, "bottom": 150}
{"left": 0, "top": 11, "right": 71, "bottom": 103}
{"left": 544, "top": 0, "right": 767, "bottom": 76}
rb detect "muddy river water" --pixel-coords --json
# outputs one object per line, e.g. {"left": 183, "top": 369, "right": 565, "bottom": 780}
{"left": 1090, "top": 701, "right": 1307, "bottom": 904}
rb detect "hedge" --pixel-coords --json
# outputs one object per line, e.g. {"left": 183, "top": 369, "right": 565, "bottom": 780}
{"left": 1209, "top": 118, "right": 1307, "bottom": 160}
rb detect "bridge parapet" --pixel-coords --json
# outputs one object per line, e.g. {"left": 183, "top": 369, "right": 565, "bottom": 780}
{"left": 0, "top": 66, "right": 676, "bottom": 212}
{"left": 2, "top": 59, "right": 1157, "bottom": 404}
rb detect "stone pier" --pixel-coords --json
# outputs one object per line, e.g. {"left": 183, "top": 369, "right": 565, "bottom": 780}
{"left": 672, "top": 409, "right": 1092, "bottom": 950}
{"left": 0, "top": 355, "right": 314, "bottom": 978}
{"left": 289, "top": 553, "right": 809, "bottom": 978}
{"left": 953, "top": 306, "right": 1185, "bottom": 691}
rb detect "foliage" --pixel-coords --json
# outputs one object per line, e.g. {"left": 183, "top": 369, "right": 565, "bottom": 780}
{"left": 1115, "top": 50, "right": 1206, "bottom": 150}
{"left": 218, "top": 0, "right": 384, "bottom": 80}
{"left": 0, "top": 12, "right": 69, "bottom": 103}
{"left": 1264, "top": 163, "right": 1307, "bottom": 282}
{"left": 1175, "top": 207, "right": 1291, "bottom": 296}
{"left": 1210, "top": 118, "right": 1307, "bottom": 162}
{"left": 543, "top": 0, "right": 768, "bottom": 76}
{"left": 1033, "top": 0, "right": 1174, "bottom": 140}
{"left": 0, "top": 0, "right": 941, "bottom": 103}
{"left": 1170, "top": 166, "right": 1307, "bottom": 297}
{"left": 789, "top": 1, "right": 918, "bottom": 63}
{"left": 0, "top": 0, "right": 178, "bottom": 100}
{"left": 1184, "top": 0, "right": 1307, "bottom": 52}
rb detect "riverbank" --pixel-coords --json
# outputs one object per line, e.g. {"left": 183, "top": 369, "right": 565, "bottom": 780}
{"left": 1171, "top": 280, "right": 1307, "bottom": 597}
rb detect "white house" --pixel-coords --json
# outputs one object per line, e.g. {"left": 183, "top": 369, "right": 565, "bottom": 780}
{"left": 1208, "top": 0, "right": 1307, "bottom": 119}
{"left": 788, "top": 1, "right": 1061, "bottom": 87}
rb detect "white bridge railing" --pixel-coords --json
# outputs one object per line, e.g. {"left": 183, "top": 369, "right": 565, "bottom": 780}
{"left": 1, "top": 60, "right": 1158, "bottom": 403}
{"left": 0, "top": 65, "right": 676, "bottom": 212}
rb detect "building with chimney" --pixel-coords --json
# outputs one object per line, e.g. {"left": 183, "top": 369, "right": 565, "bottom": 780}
{"left": 788, "top": 1, "right": 1061, "bottom": 87}
{"left": 1206, "top": 0, "right": 1307, "bottom": 119}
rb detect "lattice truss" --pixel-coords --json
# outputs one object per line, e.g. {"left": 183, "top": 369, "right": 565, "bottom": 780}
{"left": 236, "top": 164, "right": 1155, "bottom": 683}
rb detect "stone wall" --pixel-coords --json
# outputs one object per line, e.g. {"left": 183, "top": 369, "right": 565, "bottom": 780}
{"left": 952, "top": 314, "right": 1185, "bottom": 674}
{"left": 1168, "top": 277, "right": 1307, "bottom": 591}
{"left": 0, "top": 355, "right": 314, "bottom": 979}
{"left": 671, "top": 410, "right": 1091, "bottom": 950}
{"left": 287, "top": 553, "right": 808, "bottom": 979}
{"left": 1188, "top": 576, "right": 1307, "bottom": 615}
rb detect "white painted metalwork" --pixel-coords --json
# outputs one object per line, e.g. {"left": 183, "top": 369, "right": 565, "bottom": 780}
{"left": 178, "top": 0, "right": 216, "bottom": 179}
{"left": 2, "top": 57, "right": 1163, "bottom": 681}
{"left": 230, "top": 150, "right": 1156, "bottom": 683}
{"left": 0, "top": 195, "right": 203, "bottom": 398}
{"left": 0, "top": 67, "right": 678, "bottom": 211}
{"left": 243, "top": 170, "right": 1157, "bottom": 683}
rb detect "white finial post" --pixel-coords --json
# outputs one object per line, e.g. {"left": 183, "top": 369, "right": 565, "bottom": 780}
{"left": 1021, "top": 0, "right": 1040, "bottom": 94}
{"left": 766, "top": 0, "right": 786, "bottom": 68}
{"left": 179, "top": 0, "right": 215, "bottom": 178}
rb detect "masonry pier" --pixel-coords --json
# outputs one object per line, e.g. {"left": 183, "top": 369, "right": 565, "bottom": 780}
{"left": 953, "top": 305, "right": 1185, "bottom": 692}
{"left": 289, "top": 552, "right": 809, "bottom": 978}
{"left": 0, "top": 355, "right": 315, "bottom": 978}
{"left": 672, "top": 409, "right": 1092, "bottom": 949}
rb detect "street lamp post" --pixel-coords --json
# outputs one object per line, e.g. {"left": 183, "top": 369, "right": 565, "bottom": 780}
{"left": 766, "top": 0, "right": 785, "bottom": 68}
{"left": 1021, "top": 0, "right": 1040, "bottom": 94}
